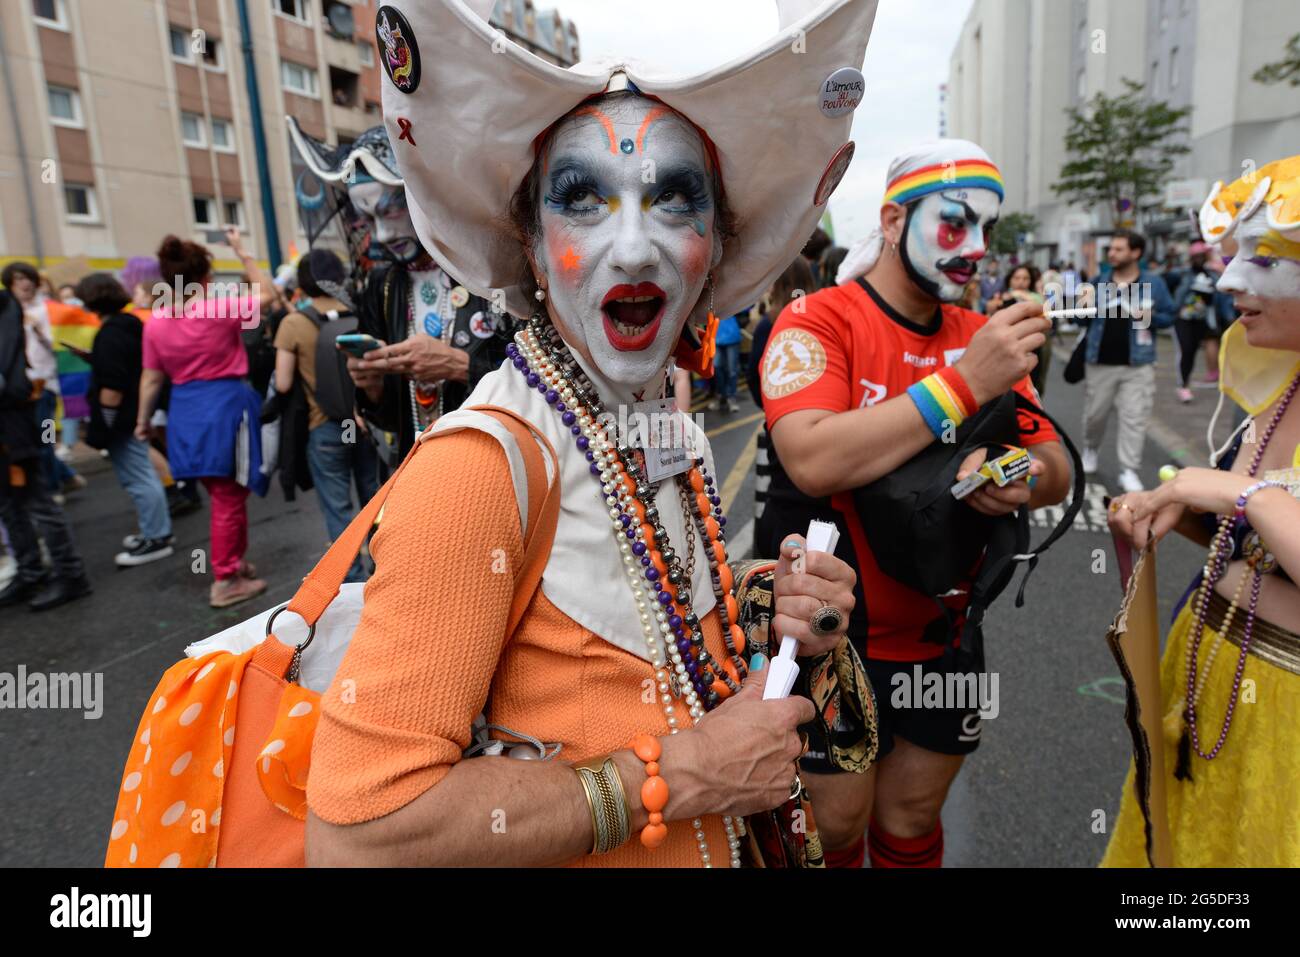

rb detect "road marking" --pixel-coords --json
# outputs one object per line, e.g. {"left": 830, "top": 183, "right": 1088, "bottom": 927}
{"left": 727, "top": 518, "right": 755, "bottom": 561}
{"left": 718, "top": 418, "right": 764, "bottom": 517}
{"left": 1077, "top": 676, "right": 1126, "bottom": 704}
{"left": 705, "top": 409, "right": 764, "bottom": 439}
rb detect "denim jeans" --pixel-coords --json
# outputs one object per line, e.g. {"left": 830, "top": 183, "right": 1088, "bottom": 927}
{"left": 715, "top": 342, "right": 740, "bottom": 400}
{"left": 106, "top": 434, "right": 172, "bottom": 541}
{"left": 307, "top": 420, "right": 380, "bottom": 582}
{"left": 35, "top": 390, "right": 75, "bottom": 492}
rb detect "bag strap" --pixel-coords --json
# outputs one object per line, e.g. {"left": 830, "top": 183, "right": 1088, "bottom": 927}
{"left": 285, "top": 405, "right": 560, "bottom": 629}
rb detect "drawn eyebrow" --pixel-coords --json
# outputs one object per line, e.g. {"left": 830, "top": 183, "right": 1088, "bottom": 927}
{"left": 939, "top": 191, "right": 988, "bottom": 225}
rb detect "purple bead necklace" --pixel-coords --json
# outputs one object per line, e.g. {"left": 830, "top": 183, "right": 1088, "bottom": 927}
{"left": 1184, "top": 373, "right": 1300, "bottom": 760}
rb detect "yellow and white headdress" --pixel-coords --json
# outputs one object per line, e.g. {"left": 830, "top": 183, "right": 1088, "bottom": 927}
{"left": 1199, "top": 156, "right": 1300, "bottom": 419}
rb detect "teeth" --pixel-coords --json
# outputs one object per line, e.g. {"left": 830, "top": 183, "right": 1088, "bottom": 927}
{"left": 613, "top": 295, "right": 656, "bottom": 304}
{"left": 612, "top": 319, "right": 644, "bottom": 336}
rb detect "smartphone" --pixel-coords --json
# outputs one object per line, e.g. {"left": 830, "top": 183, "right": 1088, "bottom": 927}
{"left": 335, "top": 333, "right": 383, "bottom": 357}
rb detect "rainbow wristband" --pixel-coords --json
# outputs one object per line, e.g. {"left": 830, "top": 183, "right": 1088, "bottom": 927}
{"left": 907, "top": 369, "right": 976, "bottom": 440}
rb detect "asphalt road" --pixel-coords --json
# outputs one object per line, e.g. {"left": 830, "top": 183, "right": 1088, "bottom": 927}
{"left": 0, "top": 352, "right": 1204, "bottom": 867}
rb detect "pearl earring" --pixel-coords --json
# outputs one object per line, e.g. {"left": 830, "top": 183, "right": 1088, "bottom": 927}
{"left": 534, "top": 287, "right": 546, "bottom": 302}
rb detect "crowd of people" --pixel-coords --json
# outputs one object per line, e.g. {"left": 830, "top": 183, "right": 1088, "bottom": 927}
{"left": 1, "top": 0, "right": 1292, "bottom": 871}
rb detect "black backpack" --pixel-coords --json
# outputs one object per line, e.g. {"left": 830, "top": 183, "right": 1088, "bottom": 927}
{"left": 851, "top": 390, "right": 1085, "bottom": 671}
{"left": 299, "top": 305, "right": 359, "bottom": 423}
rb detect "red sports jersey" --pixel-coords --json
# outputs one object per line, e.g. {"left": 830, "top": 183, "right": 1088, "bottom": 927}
{"left": 760, "top": 279, "right": 1058, "bottom": 661}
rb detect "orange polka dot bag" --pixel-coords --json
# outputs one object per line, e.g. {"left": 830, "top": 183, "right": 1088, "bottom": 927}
{"left": 104, "top": 408, "right": 558, "bottom": 867}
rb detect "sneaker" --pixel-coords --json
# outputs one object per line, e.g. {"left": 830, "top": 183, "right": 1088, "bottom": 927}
{"left": 1118, "top": 469, "right": 1145, "bottom": 494}
{"left": 726, "top": 398, "right": 740, "bottom": 413}
{"left": 706, "top": 398, "right": 720, "bottom": 410}
{"left": 54, "top": 446, "right": 72, "bottom": 463}
{"left": 1176, "top": 387, "right": 1194, "bottom": 403}
{"left": 209, "top": 576, "right": 267, "bottom": 609}
{"left": 122, "top": 533, "right": 175, "bottom": 550}
{"left": 1082, "top": 447, "right": 1099, "bottom": 474}
{"left": 237, "top": 559, "right": 258, "bottom": 579}
{"left": 29, "top": 575, "right": 93, "bottom": 612}
{"left": 115, "top": 538, "right": 175, "bottom": 567}
{"left": 1202, "top": 370, "right": 1220, "bottom": 385}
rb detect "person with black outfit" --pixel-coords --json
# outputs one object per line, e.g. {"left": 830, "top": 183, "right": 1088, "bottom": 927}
{"left": 0, "top": 288, "right": 91, "bottom": 610}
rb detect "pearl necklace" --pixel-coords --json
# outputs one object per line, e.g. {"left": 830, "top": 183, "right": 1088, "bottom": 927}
{"left": 508, "top": 324, "right": 746, "bottom": 867}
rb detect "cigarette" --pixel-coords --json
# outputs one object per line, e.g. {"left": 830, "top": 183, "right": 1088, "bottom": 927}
{"left": 1043, "top": 307, "right": 1097, "bottom": 319}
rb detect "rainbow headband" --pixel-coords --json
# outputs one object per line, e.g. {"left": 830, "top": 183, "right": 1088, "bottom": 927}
{"left": 885, "top": 159, "right": 1004, "bottom": 206}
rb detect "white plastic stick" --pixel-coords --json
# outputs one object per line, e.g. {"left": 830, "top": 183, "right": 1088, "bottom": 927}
{"left": 763, "top": 519, "right": 841, "bottom": 700}
{"left": 1043, "top": 307, "right": 1097, "bottom": 320}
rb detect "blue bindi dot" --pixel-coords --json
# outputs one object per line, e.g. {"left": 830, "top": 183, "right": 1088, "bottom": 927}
{"left": 620, "top": 137, "right": 634, "bottom": 154}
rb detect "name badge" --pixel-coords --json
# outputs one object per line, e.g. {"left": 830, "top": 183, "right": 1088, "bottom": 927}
{"left": 629, "top": 398, "right": 693, "bottom": 483}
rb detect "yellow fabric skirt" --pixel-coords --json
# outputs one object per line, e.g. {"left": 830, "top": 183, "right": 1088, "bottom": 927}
{"left": 1101, "top": 598, "right": 1300, "bottom": 867}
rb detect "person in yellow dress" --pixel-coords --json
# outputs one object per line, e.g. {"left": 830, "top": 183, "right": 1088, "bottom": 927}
{"left": 1103, "top": 155, "right": 1300, "bottom": 867}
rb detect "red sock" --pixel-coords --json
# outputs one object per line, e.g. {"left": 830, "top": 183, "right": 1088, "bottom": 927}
{"left": 822, "top": 835, "right": 865, "bottom": 869}
{"left": 867, "top": 818, "right": 943, "bottom": 868}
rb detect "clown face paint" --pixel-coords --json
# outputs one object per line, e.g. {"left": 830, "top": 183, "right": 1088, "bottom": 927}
{"left": 347, "top": 180, "right": 423, "bottom": 264}
{"left": 534, "top": 96, "right": 719, "bottom": 396}
{"left": 1216, "top": 208, "right": 1300, "bottom": 351}
{"left": 900, "top": 188, "right": 1000, "bottom": 302}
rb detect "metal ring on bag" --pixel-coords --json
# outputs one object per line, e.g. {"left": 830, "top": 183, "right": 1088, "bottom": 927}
{"left": 266, "top": 605, "right": 317, "bottom": 654}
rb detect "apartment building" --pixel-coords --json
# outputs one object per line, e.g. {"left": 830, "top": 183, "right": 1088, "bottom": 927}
{"left": 0, "top": 0, "right": 578, "bottom": 275}
{"left": 946, "top": 0, "right": 1300, "bottom": 270}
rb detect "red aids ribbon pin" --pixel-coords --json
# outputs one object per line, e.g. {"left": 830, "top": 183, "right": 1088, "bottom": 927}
{"left": 397, "top": 117, "right": 416, "bottom": 145}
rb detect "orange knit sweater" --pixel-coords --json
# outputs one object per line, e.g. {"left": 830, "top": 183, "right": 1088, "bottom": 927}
{"left": 308, "top": 428, "right": 732, "bottom": 866}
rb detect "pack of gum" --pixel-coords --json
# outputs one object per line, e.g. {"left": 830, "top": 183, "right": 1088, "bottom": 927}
{"left": 950, "top": 447, "right": 1032, "bottom": 500}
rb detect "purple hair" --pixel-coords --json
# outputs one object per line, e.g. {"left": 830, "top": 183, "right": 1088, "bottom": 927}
{"left": 120, "top": 256, "right": 161, "bottom": 292}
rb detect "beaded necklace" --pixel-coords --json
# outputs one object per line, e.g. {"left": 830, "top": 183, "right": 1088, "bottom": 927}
{"left": 1180, "top": 373, "right": 1300, "bottom": 770}
{"left": 405, "top": 269, "right": 456, "bottom": 432}
{"left": 508, "top": 319, "right": 748, "bottom": 866}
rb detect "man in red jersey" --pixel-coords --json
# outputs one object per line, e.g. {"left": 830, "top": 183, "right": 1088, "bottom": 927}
{"left": 758, "top": 140, "right": 1071, "bottom": 868}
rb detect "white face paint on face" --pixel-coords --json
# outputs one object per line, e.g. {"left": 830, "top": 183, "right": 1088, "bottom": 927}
{"left": 900, "top": 188, "right": 1001, "bottom": 303}
{"left": 347, "top": 180, "right": 422, "bottom": 264}
{"left": 534, "top": 96, "right": 719, "bottom": 397}
{"left": 1216, "top": 208, "right": 1300, "bottom": 351}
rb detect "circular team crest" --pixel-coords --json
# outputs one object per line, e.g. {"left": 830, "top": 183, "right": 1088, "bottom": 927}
{"left": 376, "top": 5, "right": 420, "bottom": 94}
{"left": 762, "top": 328, "right": 827, "bottom": 400}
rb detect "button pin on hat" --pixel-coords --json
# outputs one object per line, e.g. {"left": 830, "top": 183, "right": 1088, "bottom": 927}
{"left": 819, "top": 67, "right": 865, "bottom": 118}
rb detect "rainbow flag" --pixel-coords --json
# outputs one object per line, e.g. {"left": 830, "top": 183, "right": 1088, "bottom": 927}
{"left": 46, "top": 301, "right": 101, "bottom": 420}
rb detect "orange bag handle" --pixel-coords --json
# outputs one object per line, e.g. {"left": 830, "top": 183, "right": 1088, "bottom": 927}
{"left": 284, "top": 406, "right": 560, "bottom": 631}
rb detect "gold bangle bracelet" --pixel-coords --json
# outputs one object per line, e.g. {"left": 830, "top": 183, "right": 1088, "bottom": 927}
{"left": 573, "top": 756, "right": 630, "bottom": 854}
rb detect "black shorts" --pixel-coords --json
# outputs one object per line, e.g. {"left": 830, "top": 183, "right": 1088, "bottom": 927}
{"left": 800, "top": 654, "right": 985, "bottom": 774}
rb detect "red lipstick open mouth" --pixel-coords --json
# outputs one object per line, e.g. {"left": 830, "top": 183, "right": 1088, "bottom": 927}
{"left": 601, "top": 282, "right": 667, "bottom": 351}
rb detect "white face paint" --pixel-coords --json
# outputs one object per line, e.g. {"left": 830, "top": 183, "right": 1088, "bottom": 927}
{"left": 1216, "top": 208, "right": 1300, "bottom": 351}
{"left": 534, "top": 96, "right": 719, "bottom": 397}
{"left": 347, "top": 180, "right": 422, "bottom": 264}
{"left": 900, "top": 188, "right": 1001, "bottom": 303}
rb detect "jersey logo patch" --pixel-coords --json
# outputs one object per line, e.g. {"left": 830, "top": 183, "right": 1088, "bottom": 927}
{"left": 762, "top": 328, "right": 827, "bottom": 400}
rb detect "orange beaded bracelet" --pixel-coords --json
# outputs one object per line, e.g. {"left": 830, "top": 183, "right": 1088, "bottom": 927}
{"left": 631, "top": 733, "right": 669, "bottom": 849}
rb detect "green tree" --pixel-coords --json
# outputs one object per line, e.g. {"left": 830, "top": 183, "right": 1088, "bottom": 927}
{"left": 1254, "top": 33, "right": 1300, "bottom": 86}
{"left": 988, "top": 211, "right": 1039, "bottom": 257}
{"left": 1053, "top": 78, "right": 1191, "bottom": 229}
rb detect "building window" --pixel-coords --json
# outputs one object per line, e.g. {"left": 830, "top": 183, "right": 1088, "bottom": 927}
{"left": 281, "top": 60, "right": 320, "bottom": 98}
{"left": 64, "top": 183, "right": 98, "bottom": 223}
{"left": 47, "top": 85, "right": 83, "bottom": 128}
{"left": 222, "top": 200, "right": 245, "bottom": 230}
{"left": 210, "top": 117, "right": 235, "bottom": 152}
{"left": 358, "top": 40, "right": 374, "bottom": 67}
{"left": 32, "top": 0, "right": 68, "bottom": 30}
{"left": 275, "top": 0, "right": 309, "bottom": 24}
{"left": 181, "top": 111, "right": 206, "bottom": 147}
{"left": 192, "top": 196, "right": 216, "bottom": 228}
{"left": 169, "top": 26, "right": 195, "bottom": 63}
{"left": 1169, "top": 46, "right": 1180, "bottom": 88}
{"left": 201, "top": 35, "right": 223, "bottom": 70}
